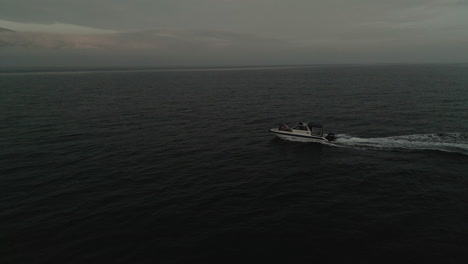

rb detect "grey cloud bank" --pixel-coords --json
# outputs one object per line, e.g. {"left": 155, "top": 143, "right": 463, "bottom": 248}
{"left": 1, "top": 0, "right": 467, "bottom": 66}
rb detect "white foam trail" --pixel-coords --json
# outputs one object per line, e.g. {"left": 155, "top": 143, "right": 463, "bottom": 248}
{"left": 330, "top": 133, "right": 468, "bottom": 155}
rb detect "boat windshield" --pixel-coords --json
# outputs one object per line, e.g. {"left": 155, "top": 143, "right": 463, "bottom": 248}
{"left": 294, "top": 125, "right": 308, "bottom": 131}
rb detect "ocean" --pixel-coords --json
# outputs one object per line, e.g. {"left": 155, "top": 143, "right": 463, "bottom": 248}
{"left": 1, "top": 64, "right": 467, "bottom": 263}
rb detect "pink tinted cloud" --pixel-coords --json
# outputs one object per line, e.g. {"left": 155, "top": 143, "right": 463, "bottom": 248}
{"left": 0, "top": 32, "right": 158, "bottom": 50}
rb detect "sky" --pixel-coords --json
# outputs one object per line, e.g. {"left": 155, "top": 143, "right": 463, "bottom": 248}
{"left": 1, "top": 0, "right": 467, "bottom": 66}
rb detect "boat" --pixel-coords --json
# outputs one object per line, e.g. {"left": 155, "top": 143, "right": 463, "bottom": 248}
{"left": 269, "top": 121, "right": 335, "bottom": 142}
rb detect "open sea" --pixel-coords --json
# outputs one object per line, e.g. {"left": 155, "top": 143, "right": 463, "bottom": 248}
{"left": 1, "top": 64, "right": 467, "bottom": 263}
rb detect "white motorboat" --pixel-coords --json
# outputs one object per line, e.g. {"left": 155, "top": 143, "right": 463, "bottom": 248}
{"left": 269, "top": 122, "right": 335, "bottom": 142}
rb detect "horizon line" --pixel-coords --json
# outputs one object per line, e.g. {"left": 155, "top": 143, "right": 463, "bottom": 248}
{"left": 1, "top": 62, "right": 467, "bottom": 75}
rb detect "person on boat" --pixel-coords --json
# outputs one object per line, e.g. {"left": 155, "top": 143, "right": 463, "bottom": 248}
{"left": 279, "top": 124, "right": 290, "bottom": 131}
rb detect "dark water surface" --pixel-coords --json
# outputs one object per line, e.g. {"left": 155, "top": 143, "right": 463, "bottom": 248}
{"left": 1, "top": 65, "right": 468, "bottom": 263}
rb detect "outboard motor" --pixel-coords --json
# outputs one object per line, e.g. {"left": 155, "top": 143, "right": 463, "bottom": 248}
{"left": 325, "top": 133, "right": 335, "bottom": 141}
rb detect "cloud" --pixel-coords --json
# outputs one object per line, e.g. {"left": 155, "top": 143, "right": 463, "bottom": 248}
{"left": 1, "top": 1, "right": 467, "bottom": 66}
{"left": 2, "top": 1, "right": 467, "bottom": 36}
{"left": 0, "top": 20, "right": 116, "bottom": 34}
{"left": 1, "top": 27, "right": 467, "bottom": 67}
{"left": 0, "top": 28, "right": 285, "bottom": 51}
{"left": 0, "top": 32, "right": 119, "bottom": 49}
{"left": 0, "top": 27, "right": 14, "bottom": 32}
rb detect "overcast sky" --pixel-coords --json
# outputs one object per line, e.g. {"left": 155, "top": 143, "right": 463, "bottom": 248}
{"left": 1, "top": 0, "right": 467, "bottom": 66}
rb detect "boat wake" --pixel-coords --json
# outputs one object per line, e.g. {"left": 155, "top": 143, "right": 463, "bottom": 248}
{"left": 328, "top": 133, "right": 468, "bottom": 156}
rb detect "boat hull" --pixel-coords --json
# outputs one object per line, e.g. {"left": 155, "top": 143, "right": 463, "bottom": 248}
{"left": 269, "top": 129, "right": 329, "bottom": 143}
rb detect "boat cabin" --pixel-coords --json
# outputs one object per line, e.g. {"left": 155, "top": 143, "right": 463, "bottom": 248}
{"left": 292, "top": 122, "right": 324, "bottom": 137}
{"left": 307, "top": 122, "right": 324, "bottom": 137}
